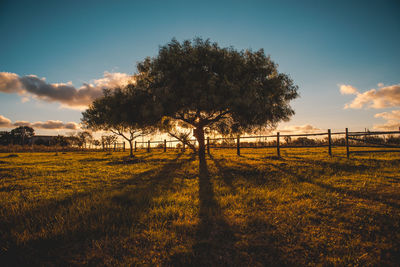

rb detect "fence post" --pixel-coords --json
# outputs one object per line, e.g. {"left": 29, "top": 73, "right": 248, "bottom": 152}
{"left": 113, "top": 142, "right": 116, "bottom": 152}
{"left": 207, "top": 137, "right": 210, "bottom": 155}
{"left": 237, "top": 136, "right": 240, "bottom": 156}
{"left": 134, "top": 141, "right": 137, "bottom": 152}
{"left": 164, "top": 139, "right": 167, "bottom": 152}
{"left": 328, "top": 129, "right": 332, "bottom": 157}
{"left": 123, "top": 142, "right": 125, "bottom": 152}
{"left": 345, "top": 128, "right": 350, "bottom": 158}
{"left": 147, "top": 140, "right": 150, "bottom": 152}
{"left": 277, "top": 132, "right": 280, "bottom": 157}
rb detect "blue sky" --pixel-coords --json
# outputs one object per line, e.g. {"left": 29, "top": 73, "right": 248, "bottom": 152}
{"left": 1, "top": 0, "right": 399, "bottom": 135}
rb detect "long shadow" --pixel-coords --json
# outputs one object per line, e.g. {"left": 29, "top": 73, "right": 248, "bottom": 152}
{"left": 208, "top": 154, "right": 237, "bottom": 191}
{"left": 207, "top": 158, "right": 400, "bottom": 265}
{"left": 270, "top": 162, "right": 400, "bottom": 209}
{"left": 170, "top": 159, "right": 237, "bottom": 266}
{"left": 194, "top": 159, "right": 237, "bottom": 266}
{"left": 1, "top": 153, "right": 196, "bottom": 266}
{"left": 289, "top": 157, "right": 380, "bottom": 173}
{"left": 190, "top": 157, "right": 289, "bottom": 265}
{"left": 210, "top": 154, "right": 284, "bottom": 190}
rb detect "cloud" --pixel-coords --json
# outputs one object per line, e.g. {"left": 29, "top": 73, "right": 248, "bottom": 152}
{"left": 373, "top": 110, "right": 400, "bottom": 130}
{"left": 13, "top": 121, "right": 32, "bottom": 127}
{"left": 375, "top": 110, "right": 400, "bottom": 121}
{"left": 31, "top": 120, "right": 80, "bottom": 130}
{"left": 339, "top": 83, "right": 400, "bottom": 109}
{"left": 279, "top": 124, "right": 321, "bottom": 133}
{"left": 0, "top": 115, "right": 80, "bottom": 130}
{"left": 0, "top": 115, "right": 12, "bottom": 127}
{"left": 0, "top": 72, "right": 133, "bottom": 109}
{"left": 339, "top": 84, "right": 358, "bottom": 95}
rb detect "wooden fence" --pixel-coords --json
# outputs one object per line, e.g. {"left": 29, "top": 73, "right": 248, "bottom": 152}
{"left": 132, "top": 128, "right": 400, "bottom": 158}
{"left": 102, "top": 142, "right": 125, "bottom": 152}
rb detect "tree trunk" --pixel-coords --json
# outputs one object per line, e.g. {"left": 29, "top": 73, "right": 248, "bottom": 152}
{"left": 194, "top": 127, "right": 206, "bottom": 167}
{"left": 128, "top": 140, "right": 134, "bottom": 157}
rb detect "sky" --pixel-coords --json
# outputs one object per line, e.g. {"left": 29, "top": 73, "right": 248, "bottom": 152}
{"left": 0, "top": 0, "right": 399, "bottom": 137}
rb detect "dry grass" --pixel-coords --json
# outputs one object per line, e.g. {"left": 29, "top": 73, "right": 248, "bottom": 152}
{"left": 0, "top": 147, "right": 399, "bottom": 266}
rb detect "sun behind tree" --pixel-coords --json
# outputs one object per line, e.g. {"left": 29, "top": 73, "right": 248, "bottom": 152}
{"left": 137, "top": 37, "right": 299, "bottom": 166}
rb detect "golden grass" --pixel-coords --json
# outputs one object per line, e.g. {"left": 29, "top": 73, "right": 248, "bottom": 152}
{"left": 0, "top": 148, "right": 399, "bottom": 266}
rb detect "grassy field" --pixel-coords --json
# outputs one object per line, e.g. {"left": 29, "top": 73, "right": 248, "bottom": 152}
{"left": 1, "top": 148, "right": 399, "bottom": 266}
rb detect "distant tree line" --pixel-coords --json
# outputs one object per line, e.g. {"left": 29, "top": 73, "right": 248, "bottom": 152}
{"left": 0, "top": 126, "right": 122, "bottom": 151}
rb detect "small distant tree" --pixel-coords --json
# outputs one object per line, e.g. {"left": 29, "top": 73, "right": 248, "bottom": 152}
{"left": 53, "top": 135, "right": 69, "bottom": 147}
{"left": 11, "top": 126, "right": 35, "bottom": 145}
{"left": 65, "top": 135, "right": 80, "bottom": 147}
{"left": 77, "top": 131, "right": 93, "bottom": 148}
{"left": 82, "top": 86, "right": 157, "bottom": 157}
{"left": 101, "top": 135, "right": 118, "bottom": 152}
{"left": 284, "top": 136, "right": 292, "bottom": 145}
{"left": 137, "top": 38, "right": 298, "bottom": 165}
{"left": 92, "top": 139, "right": 101, "bottom": 148}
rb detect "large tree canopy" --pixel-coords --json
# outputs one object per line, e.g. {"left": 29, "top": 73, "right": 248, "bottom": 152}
{"left": 81, "top": 85, "right": 157, "bottom": 157}
{"left": 136, "top": 38, "right": 299, "bottom": 164}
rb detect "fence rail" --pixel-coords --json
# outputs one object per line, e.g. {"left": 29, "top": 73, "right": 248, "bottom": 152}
{"left": 130, "top": 128, "right": 400, "bottom": 158}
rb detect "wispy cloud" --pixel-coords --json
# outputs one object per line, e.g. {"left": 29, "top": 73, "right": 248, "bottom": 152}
{"left": 0, "top": 115, "right": 12, "bottom": 127}
{"left": 339, "top": 83, "right": 400, "bottom": 109}
{"left": 0, "top": 115, "right": 80, "bottom": 130}
{"left": 339, "top": 84, "right": 358, "bottom": 95}
{"left": 279, "top": 124, "right": 321, "bottom": 133}
{"left": 0, "top": 72, "right": 133, "bottom": 109}
{"left": 373, "top": 110, "right": 400, "bottom": 130}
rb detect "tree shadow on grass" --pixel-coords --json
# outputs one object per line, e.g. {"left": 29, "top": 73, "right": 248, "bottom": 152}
{"left": 169, "top": 158, "right": 238, "bottom": 266}
{"left": 270, "top": 161, "right": 400, "bottom": 209}
{"left": 210, "top": 154, "right": 284, "bottom": 190}
{"left": 181, "top": 155, "right": 290, "bottom": 266}
{"left": 0, "top": 153, "right": 196, "bottom": 266}
{"left": 208, "top": 154, "right": 237, "bottom": 191}
{"left": 203, "top": 155, "right": 400, "bottom": 265}
{"left": 289, "top": 156, "right": 381, "bottom": 173}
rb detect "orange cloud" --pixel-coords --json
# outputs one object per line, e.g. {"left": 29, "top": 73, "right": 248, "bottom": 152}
{"left": 373, "top": 110, "right": 400, "bottom": 130}
{"left": 340, "top": 83, "right": 400, "bottom": 109}
{"left": 339, "top": 84, "right": 358, "bottom": 95}
{"left": 0, "top": 115, "right": 80, "bottom": 130}
{"left": 279, "top": 124, "right": 321, "bottom": 133}
{"left": 0, "top": 71, "right": 134, "bottom": 109}
{"left": 0, "top": 115, "right": 12, "bottom": 127}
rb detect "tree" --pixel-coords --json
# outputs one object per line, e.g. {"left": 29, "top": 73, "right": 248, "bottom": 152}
{"left": 77, "top": 131, "right": 93, "bottom": 148}
{"left": 101, "top": 134, "right": 118, "bottom": 152}
{"left": 82, "top": 86, "right": 157, "bottom": 157}
{"left": 53, "top": 135, "right": 70, "bottom": 147}
{"left": 136, "top": 38, "right": 299, "bottom": 165}
{"left": 0, "top": 131, "right": 13, "bottom": 145}
{"left": 92, "top": 139, "right": 101, "bottom": 148}
{"left": 66, "top": 135, "right": 81, "bottom": 148}
{"left": 11, "top": 126, "right": 35, "bottom": 145}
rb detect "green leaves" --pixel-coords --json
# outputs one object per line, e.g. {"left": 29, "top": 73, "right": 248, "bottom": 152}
{"left": 138, "top": 38, "right": 299, "bottom": 135}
